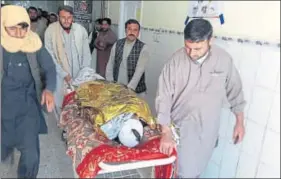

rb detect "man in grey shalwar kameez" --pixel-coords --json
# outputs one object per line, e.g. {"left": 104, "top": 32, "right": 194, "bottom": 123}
{"left": 156, "top": 19, "right": 246, "bottom": 178}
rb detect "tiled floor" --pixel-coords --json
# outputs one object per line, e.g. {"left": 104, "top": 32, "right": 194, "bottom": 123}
{"left": 0, "top": 113, "right": 152, "bottom": 178}
{"left": 0, "top": 113, "right": 74, "bottom": 178}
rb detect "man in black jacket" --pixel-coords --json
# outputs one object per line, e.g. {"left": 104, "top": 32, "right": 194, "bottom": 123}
{"left": 1, "top": 5, "right": 56, "bottom": 178}
{"left": 89, "top": 18, "right": 102, "bottom": 54}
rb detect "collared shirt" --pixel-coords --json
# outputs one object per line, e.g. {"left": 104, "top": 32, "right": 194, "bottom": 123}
{"left": 195, "top": 51, "right": 209, "bottom": 65}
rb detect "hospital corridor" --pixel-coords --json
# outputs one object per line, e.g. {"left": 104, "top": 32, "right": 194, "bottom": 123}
{"left": 0, "top": 1, "right": 280, "bottom": 178}
{"left": 0, "top": 113, "right": 146, "bottom": 178}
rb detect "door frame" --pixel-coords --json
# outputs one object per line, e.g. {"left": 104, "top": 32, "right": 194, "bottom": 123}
{"left": 118, "top": 1, "right": 143, "bottom": 39}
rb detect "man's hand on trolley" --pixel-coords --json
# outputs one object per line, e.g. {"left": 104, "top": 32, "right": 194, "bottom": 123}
{"left": 159, "top": 125, "right": 176, "bottom": 156}
{"left": 64, "top": 74, "right": 72, "bottom": 84}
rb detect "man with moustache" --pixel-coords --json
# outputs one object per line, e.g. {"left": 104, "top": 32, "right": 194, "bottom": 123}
{"left": 95, "top": 17, "right": 117, "bottom": 77}
{"left": 44, "top": 5, "right": 92, "bottom": 121}
{"left": 27, "top": 6, "right": 47, "bottom": 43}
{"left": 106, "top": 19, "right": 149, "bottom": 98}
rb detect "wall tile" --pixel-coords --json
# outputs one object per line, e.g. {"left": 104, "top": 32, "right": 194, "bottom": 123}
{"left": 267, "top": 93, "right": 280, "bottom": 133}
{"left": 210, "top": 137, "right": 226, "bottom": 166}
{"left": 260, "top": 129, "right": 280, "bottom": 168}
{"left": 241, "top": 120, "right": 264, "bottom": 159}
{"left": 214, "top": 39, "right": 230, "bottom": 51}
{"left": 165, "top": 33, "right": 184, "bottom": 54}
{"left": 139, "top": 30, "right": 150, "bottom": 43}
{"left": 145, "top": 53, "right": 161, "bottom": 115}
{"left": 256, "top": 162, "right": 280, "bottom": 178}
{"left": 255, "top": 47, "right": 280, "bottom": 90}
{"left": 200, "top": 161, "right": 220, "bottom": 178}
{"left": 224, "top": 41, "right": 243, "bottom": 70}
{"left": 239, "top": 50, "right": 259, "bottom": 117}
{"left": 243, "top": 85, "right": 254, "bottom": 118}
{"left": 157, "top": 33, "right": 181, "bottom": 58}
{"left": 247, "top": 87, "right": 274, "bottom": 127}
{"left": 140, "top": 31, "right": 157, "bottom": 55}
{"left": 153, "top": 34, "right": 165, "bottom": 55}
{"left": 219, "top": 142, "right": 240, "bottom": 178}
{"left": 238, "top": 45, "right": 261, "bottom": 89}
{"left": 236, "top": 151, "right": 258, "bottom": 178}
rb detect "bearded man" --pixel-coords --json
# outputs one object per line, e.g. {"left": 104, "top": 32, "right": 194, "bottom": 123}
{"left": 27, "top": 6, "right": 47, "bottom": 43}
{"left": 44, "top": 5, "right": 92, "bottom": 119}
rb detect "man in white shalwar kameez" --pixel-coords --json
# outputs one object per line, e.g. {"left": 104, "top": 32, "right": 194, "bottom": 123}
{"left": 44, "top": 5, "right": 92, "bottom": 118}
{"left": 156, "top": 19, "right": 246, "bottom": 178}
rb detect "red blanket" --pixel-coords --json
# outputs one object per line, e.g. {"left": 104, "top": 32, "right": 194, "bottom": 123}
{"left": 62, "top": 91, "right": 178, "bottom": 178}
{"left": 76, "top": 137, "right": 177, "bottom": 178}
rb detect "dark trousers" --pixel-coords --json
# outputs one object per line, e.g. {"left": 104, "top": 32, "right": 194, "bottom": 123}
{"left": 1, "top": 118, "right": 40, "bottom": 178}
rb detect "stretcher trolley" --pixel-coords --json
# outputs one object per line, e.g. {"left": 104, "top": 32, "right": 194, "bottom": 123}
{"left": 58, "top": 72, "right": 177, "bottom": 178}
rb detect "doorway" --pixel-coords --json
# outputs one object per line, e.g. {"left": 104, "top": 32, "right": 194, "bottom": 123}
{"left": 118, "top": 1, "right": 143, "bottom": 39}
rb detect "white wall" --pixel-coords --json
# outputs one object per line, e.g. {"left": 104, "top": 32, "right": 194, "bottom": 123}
{"left": 108, "top": 1, "right": 280, "bottom": 42}
{"left": 107, "top": 1, "right": 280, "bottom": 178}
{"left": 108, "top": 1, "right": 120, "bottom": 24}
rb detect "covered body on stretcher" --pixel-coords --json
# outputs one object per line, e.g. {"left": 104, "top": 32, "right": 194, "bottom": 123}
{"left": 58, "top": 75, "right": 177, "bottom": 178}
